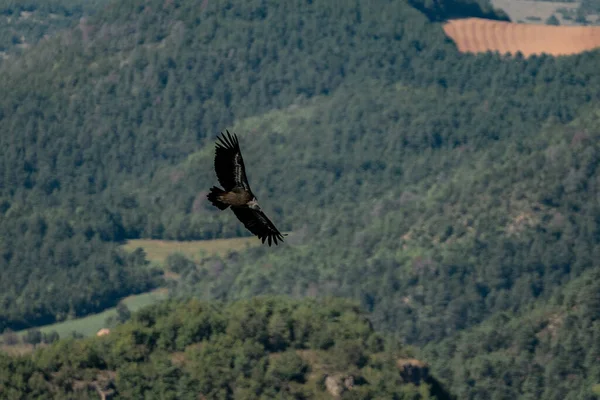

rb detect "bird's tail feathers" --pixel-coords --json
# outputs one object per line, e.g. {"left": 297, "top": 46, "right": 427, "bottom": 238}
{"left": 207, "top": 186, "right": 229, "bottom": 210}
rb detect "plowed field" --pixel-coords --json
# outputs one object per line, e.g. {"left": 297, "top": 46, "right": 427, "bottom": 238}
{"left": 444, "top": 18, "right": 600, "bottom": 57}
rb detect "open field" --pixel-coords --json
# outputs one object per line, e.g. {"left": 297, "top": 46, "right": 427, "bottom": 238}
{"left": 123, "top": 236, "right": 261, "bottom": 264}
{"left": 11, "top": 289, "right": 168, "bottom": 340}
{"left": 491, "top": 0, "right": 579, "bottom": 25}
{"left": 2, "top": 237, "right": 263, "bottom": 347}
{"left": 443, "top": 17, "right": 600, "bottom": 57}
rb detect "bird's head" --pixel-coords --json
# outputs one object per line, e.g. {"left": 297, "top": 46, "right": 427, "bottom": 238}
{"left": 248, "top": 199, "right": 261, "bottom": 211}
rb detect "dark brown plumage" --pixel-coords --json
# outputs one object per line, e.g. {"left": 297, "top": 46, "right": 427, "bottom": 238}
{"left": 207, "top": 130, "right": 286, "bottom": 246}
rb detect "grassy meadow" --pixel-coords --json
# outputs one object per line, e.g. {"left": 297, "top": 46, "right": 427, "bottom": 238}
{"left": 5, "top": 236, "right": 261, "bottom": 344}
{"left": 13, "top": 290, "right": 168, "bottom": 339}
{"left": 123, "top": 236, "right": 260, "bottom": 264}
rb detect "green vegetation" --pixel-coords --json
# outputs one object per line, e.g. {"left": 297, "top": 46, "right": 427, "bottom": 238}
{"left": 0, "top": 297, "right": 452, "bottom": 399}
{"left": 0, "top": 0, "right": 108, "bottom": 60}
{"left": 17, "top": 290, "right": 167, "bottom": 339}
{"left": 1, "top": 0, "right": 600, "bottom": 397}
{"left": 1, "top": 0, "right": 471, "bottom": 331}
{"left": 423, "top": 267, "right": 600, "bottom": 399}
{"left": 546, "top": 14, "right": 561, "bottom": 24}
{"left": 577, "top": 0, "right": 600, "bottom": 23}
{"left": 122, "top": 237, "right": 260, "bottom": 264}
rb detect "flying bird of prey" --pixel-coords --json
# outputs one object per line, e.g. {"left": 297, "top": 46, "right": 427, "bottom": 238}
{"left": 207, "top": 131, "right": 286, "bottom": 246}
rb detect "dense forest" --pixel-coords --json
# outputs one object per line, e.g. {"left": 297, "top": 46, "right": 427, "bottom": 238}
{"left": 0, "top": 0, "right": 108, "bottom": 60}
{"left": 0, "top": 297, "right": 453, "bottom": 399}
{"left": 1, "top": 0, "right": 600, "bottom": 398}
{"left": 423, "top": 267, "right": 600, "bottom": 399}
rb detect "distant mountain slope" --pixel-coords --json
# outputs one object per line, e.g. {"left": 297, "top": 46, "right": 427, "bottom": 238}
{"left": 0, "top": 297, "right": 454, "bottom": 399}
{"left": 0, "top": 0, "right": 449, "bottom": 330}
{"left": 444, "top": 18, "right": 600, "bottom": 56}
{"left": 1, "top": 1, "right": 600, "bottom": 398}
{"left": 160, "top": 92, "right": 600, "bottom": 398}
{"left": 423, "top": 267, "right": 600, "bottom": 399}
{"left": 0, "top": 0, "right": 108, "bottom": 60}
{"left": 164, "top": 80, "right": 600, "bottom": 337}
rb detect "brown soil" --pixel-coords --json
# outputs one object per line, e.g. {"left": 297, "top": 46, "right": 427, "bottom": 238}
{"left": 444, "top": 18, "right": 600, "bottom": 57}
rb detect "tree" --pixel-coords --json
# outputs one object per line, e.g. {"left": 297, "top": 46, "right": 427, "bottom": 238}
{"left": 2, "top": 329, "right": 19, "bottom": 346}
{"left": 116, "top": 303, "right": 132, "bottom": 324}
{"left": 575, "top": 9, "right": 588, "bottom": 25}
{"left": 23, "top": 329, "right": 42, "bottom": 346}
{"left": 42, "top": 331, "right": 60, "bottom": 344}
{"left": 546, "top": 15, "right": 560, "bottom": 25}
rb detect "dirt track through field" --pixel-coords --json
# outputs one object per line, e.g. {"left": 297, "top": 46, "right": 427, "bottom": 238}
{"left": 444, "top": 18, "right": 600, "bottom": 57}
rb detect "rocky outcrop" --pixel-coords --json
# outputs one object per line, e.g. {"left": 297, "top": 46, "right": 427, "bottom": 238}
{"left": 397, "top": 358, "right": 429, "bottom": 385}
{"left": 325, "top": 374, "right": 355, "bottom": 398}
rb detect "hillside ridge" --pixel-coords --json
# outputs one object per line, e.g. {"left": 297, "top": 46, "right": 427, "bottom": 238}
{"left": 0, "top": 297, "right": 455, "bottom": 399}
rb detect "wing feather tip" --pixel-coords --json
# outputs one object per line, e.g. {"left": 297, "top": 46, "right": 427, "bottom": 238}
{"left": 215, "top": 130, "right": 240, "bottom": 152}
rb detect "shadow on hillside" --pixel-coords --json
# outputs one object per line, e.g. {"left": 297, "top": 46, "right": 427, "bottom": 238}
{"left": 409, "top": 0, "right": 511, "bottom": 22}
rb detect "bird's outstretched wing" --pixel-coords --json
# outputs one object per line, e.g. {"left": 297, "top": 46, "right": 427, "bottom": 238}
{"left": 214, "top": 130, "right": 250, "bottom": 191}
{"left": 232, "top": 207, "right": 286, "bottom": 246}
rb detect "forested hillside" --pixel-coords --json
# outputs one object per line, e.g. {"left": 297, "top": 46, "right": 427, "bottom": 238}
{"left": 164, "top": 84, "right": 600, "bottom": 340}
{"left": 423, "top": 267, "right": 600, "bottom": 399}
{"left": 0, "top": 0, "right": 107, "bottom": 60}
{"left": 1, "top": 0, "right": 600, "bottom": 398}
{"left": 0, "top": 0, "right": 518, "bottom": 331}
{"left": 0, "top": 297, "right": 453, "bottom": 399}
